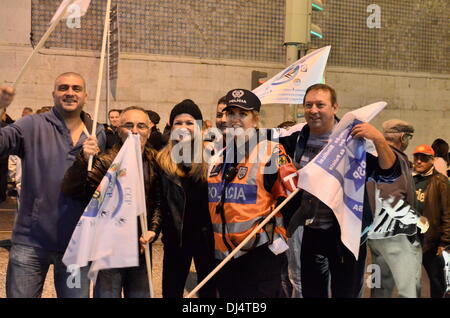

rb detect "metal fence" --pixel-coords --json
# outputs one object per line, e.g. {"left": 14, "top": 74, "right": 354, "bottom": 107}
{"left": 31, "top": 0, "right": 450, "bottom": 73}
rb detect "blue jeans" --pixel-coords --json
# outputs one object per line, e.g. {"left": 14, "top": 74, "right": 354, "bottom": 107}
{"left": 93, "top": 256, "right": 150, "bottom": 298}
{"left": 301, "top": 225, "right": 367, "bottom": 298}
{"left": 6, "top": 244, "right": 90, "bottom": 298}
{"left": 423, "top": 247, "right": 447, "bottom": 298}
{"left": 281, "top": 226, "right": 303, "bottom": 298}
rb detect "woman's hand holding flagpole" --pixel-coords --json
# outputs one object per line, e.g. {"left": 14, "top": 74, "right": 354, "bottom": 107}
{"left": 185, "top": 187, "right": 300, "bottom": 298}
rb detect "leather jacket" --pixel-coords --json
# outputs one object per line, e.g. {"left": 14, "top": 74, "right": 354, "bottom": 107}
{"left": 158, "top": 168, "right": 212, "bottom": 248}
{"left": 416, "top": 170, "right": 450, "bottom": 252}
{"left": 62, "top": 144, "right": 162, "bottom": 236}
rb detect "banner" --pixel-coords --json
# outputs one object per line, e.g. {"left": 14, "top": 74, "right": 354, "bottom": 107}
{"left": 253, "top": 46, "right": 331, "bottom": 105}
{"left": 63, "top": 134, "right": 146, "bottom": 283}
{"left": 297, "top": 102, "right": 387, "bottom": 259}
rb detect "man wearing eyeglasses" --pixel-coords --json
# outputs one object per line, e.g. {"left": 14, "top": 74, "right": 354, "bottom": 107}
{"left": 413, "top": 144, "right": 450, "bottom": 298}
{"left": 62, "top": 106, "right": 162, "bottom": 298}
{"left": 367, "top": 119, "right": 425, "bottom": 298}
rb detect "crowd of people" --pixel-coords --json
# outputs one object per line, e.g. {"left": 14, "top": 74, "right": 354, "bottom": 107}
{"left": 0, "top": 72, "right": 448, "bottom": 298}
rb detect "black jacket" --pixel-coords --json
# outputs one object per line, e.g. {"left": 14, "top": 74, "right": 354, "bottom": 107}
{"left": 62, "top": 144, "right": 162, "bottom": 237}
{"left": 158, "top": 169, "right": 213, "bottom": 248}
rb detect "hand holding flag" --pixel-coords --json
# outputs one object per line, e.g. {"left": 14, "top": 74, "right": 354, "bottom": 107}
{"left": 63, "top": 134, "right": 146, "bottom": 284}
{"left": 297, "top": 102, "right": 387, "bottom": 259}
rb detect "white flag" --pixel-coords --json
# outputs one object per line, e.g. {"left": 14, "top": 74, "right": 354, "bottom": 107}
{"left": 253, "top": 46, "right": 331, "bottom": 105}
{"left": 51, "top": 0, "right": 91, "bottom": 24}
{"left": 63, "top": 134, "right": 146, "bottom": 283}
{"left": 297, "top": 102, "right": 387, "bottom": 259}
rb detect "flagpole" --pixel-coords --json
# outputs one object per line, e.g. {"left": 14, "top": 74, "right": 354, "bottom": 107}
{"left": 88, "top": 0, "right": 112, "bottom": 171}
{"left": 139, "top": 213, "right": 155, "bottom": 298}
{"left": 185, "top": 187, "right": 300, "bottom": 298}
{"left": 106, "top": 19, "right": 111, "bottom": 124}
{"left": 12, "top": 1, "right": 75, "bottom": 89}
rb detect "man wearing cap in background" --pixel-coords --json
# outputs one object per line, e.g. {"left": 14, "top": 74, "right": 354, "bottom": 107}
{"left": 367, "top": 119, "right": 424, "bottom": 298}
{"left": 413, "top": 144, "right": 450, "bottom": 298}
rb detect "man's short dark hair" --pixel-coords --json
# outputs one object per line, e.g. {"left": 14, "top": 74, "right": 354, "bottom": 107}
{"left": 303, "top": 83, "right": 337, "bottom": 106}
{"left": 23, "top": 107, "right": 33, "bottom": 113}
{"left": 277, "top": 121, "right": 297, "bottom": 129}
{"left": 120, "top": 106, "right": 150, "bottom": 122}
{"left": 108, "top": 109, "right": 122, "bottom": 116}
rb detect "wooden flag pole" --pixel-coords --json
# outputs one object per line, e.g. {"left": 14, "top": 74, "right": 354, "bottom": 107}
{"left": 12, "top": 1, "right": 75, "bottom": 89}
{"left": 185, "top": 187, "right": 300, "bottom": 298}
{"left": 88, "top": 0, "right": 112, "bottom": 171}
{"left": 106, "top": 24, "right": 111, "bottom": 124}
{"left": 139, "top": 213, "right": 155, "bottom": 298}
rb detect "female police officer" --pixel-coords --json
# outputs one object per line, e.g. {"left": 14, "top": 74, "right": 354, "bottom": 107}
{"left": 207, "top": 89, "right": 298, "bottom": 298}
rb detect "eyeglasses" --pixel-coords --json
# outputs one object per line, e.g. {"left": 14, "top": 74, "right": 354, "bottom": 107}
{"left": 403, "top": 133, "right": 413, "bottom": 140}
{"left": 120, "top": 122, "right": 149, "bottom": 130}
{"left": 413, "top": 154, "right": 432, "bottom": 162}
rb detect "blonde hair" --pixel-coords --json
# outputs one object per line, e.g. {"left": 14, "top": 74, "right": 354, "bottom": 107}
{"left": 251, "top": 110, "right": 260, "bottom": 128}
{"left": 156, "top": 121, "right": 207, "bottom": 182}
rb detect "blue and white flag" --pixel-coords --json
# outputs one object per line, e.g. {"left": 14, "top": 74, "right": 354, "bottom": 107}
{"left": 63, "top": 134, "right": 146, "bottom": 283}
{"left": 297, "top": 102, "right": 387, "bottom": 259}
{"left": 253, "top": 46, "right": 330, "bottom": 105}
{"left": 51, "top": 0, "right": 91, "bottom": 24}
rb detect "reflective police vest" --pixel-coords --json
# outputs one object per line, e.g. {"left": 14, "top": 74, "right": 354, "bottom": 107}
{"left": 208, "top": 139, "right": 288, "bottom": 260}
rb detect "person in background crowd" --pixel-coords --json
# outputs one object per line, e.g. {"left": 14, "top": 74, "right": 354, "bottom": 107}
{"left": 413, "top": 144, "right": 450, "bottom": 298}
{"left": 277, "top": 121, "right": 297, "bottom": 130}
{"left": 146, "top": 109, "right": 164, "bottom": 151}
{"left": 156, "top": 99, "right": 216, "bottom": 298}
{"left": 431, "top": 138, "right": 449, "bottom": 177}
{"left": 161, "top": 122, "right": 171, "bottom": 147}
{"left": 368, "top": 119, "right": 423, "bottom": 298}
{"left": 204, "top": 120, "right": 212, "bottom": 129}
{"left": 0, "top": 91, "right": 15, "bottom": 203}
{"left": 36, "top": 106, "right": 52, "bottom": 114}
{"left": 21, "top": 107, "right": 33, "bottom": 117}
{"left": 105, "top": 109, "right": 122, "bottom": 150}
{"left": 215, "top": 96, "right": 228, "bottom": 134}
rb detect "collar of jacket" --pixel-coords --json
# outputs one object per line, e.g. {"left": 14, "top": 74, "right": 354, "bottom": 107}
{"left": 294, "top": 115, "right": 340, "bottom": 164}
{"left": 420, "top": 166, "right": 435, "bottom": 177}
{"left": 45, "top": 107, "right": 93, "bottom": 134}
